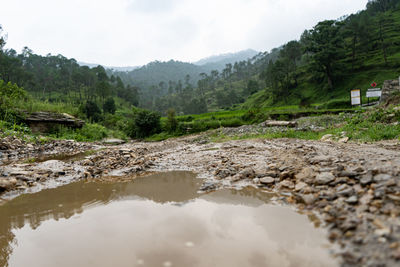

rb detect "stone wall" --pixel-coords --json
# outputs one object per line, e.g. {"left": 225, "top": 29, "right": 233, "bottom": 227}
{"left": 381, "top": 78, "right": 400, "bottom": 102}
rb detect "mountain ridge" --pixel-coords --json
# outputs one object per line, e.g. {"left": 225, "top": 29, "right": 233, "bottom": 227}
{"left": 78, "top": 48, "right": 258, "bottom": 73}
{"left": 193, "top": 49, "right": 258, "bottom": 66}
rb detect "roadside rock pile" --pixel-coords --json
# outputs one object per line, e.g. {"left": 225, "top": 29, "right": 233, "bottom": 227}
{"left": 80, "top": 146, "right": 152, "bottom": 178}
{"left": 381, "top": 78, "right": 400, "bottom": 102}
{"left": 215, "top": 117, "right": 336, "bottom": 138}
{"left": 0, "top": 136, "right": 95, "bottom": 164}
{"left": 0, "top": 160, "right": 84, "bottom": 193}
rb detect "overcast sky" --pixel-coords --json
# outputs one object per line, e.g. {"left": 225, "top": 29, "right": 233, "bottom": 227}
{"left": 2, "top": 0, "right": 367, "bottom": 66}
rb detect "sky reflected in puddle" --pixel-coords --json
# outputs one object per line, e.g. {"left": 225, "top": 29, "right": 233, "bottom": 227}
{"left": 0, "top": 171, "right": 337, "bottom": 267}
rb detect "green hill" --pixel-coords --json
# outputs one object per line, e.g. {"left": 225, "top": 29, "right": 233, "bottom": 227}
{"left": 243, "top": 1, "right": 400, "bottom": 109}
{"left": 133, "top": 0, "right": 400, "bottom": 114}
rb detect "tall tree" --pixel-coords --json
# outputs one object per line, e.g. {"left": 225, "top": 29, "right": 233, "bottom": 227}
{"left": 305, "top": 20, "right": 345, "bottom": 91}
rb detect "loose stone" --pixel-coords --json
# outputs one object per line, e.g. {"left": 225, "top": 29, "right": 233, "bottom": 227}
{"left": 260, "top": 177, "right": 275, "bottom": 185}
{"left": 315, "top": 172, "right": 335, "bottom": 185}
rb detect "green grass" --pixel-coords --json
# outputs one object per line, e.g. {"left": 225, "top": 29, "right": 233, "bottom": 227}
{"left": 47, "top": 123, "right": 127, "bottom": 142}
{"left": 25, "top": 98, "right": 81, "bottom": 117}
{"left": 207, "top": 105, "right": 400, "bottom": 143}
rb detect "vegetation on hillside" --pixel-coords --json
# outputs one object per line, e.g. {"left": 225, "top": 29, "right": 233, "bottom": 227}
{"left": 0, "top": 0, "right": 399, "bottom": 142}
{"left": 110, "top": 0, "right": 400, "bottom": 114}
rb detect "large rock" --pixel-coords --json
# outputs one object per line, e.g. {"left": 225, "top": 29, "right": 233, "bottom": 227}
{"left": 381, "top": 79, "right": 400, "bottom": 102}
{"left": 320, "top": 134, "right": 334, "bottom": 142}
{"left": 260, "top": 177, "right": 275, "bottom": 185}
{"left": 260, "top": 120, "right": 297, "bottom": 128}
{"left": 315, "top": 172, "right": 335, "bottom": 185}
{"left": 24, "top": 112, "right": 84, "bottom": 133}
{"left": 301, "top": 194, "right": 316, "bottom": 205}
{"left": 295, "top": 167, "right": 316, "bottom": 182}
{"left": 103, "top": 138, "right": 126, "bottom": 145}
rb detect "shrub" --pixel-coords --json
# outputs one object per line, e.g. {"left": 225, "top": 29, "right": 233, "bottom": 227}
{"left": 241, "top": 109, "right": 260, "bottom": 122}
{"left": 84, "top": 101, "right": 102, "bottom": 122}
{"left": 127, "top": 109, "right": 161, "bottom": 138}
{"left": 103, "top": 98, "right": 116, "bottom": 114}
{"left": 49, "top": 123, "right": 108, "bottom": 142}
{"left": 165, "top": 109, "right": 178, "bottom": 133}
{"left": 0, "top": 80, "right": 27, "bottom": 123}
{"left": 177, "top": 115, "right": 194, "bottom": 122}
{"left": 299, "top": 97, "right": 312, "bottom": 108}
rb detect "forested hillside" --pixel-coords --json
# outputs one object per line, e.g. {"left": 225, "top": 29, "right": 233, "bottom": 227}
{"left": 105, "top": 0, "right": 400, "bottom": 115}
{"left": 245, "top": 0, "right": 400, "bottom": 109}
{"left": 108, "top": 49, "right": 259, "bottom": 111}
{"left": 118, "top": 0, "right": 399, "bottom": 115}
{"left": 0, "top": 41, "right": 139, "bottom": 112}
{"left": 1, "top": 0, "right": 399, "bottom": 119}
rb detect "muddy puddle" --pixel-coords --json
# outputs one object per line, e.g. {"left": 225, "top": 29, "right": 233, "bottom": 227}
{"left": 0, "top": 171, "right": 338, "bottom": 267}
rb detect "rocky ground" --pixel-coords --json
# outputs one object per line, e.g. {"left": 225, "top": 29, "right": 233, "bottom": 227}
{"left": 0, "top": 135, "right": 98, "bottom": 164}
{"left": 1, "top": 132, "right": 400, "bottom": 266}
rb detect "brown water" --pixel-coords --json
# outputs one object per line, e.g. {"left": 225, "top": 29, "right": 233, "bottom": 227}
{"left": 0, "top": 171, "right": 338, "bottom": 267}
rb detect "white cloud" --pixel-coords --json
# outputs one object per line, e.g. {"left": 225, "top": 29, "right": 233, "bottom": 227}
{"left": 1, "top": 0, "right": 367, "bottom": 66}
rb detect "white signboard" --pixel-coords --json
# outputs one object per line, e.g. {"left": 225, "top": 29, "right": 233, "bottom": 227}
{"left": 351, "top": 89, "right": 361, "bottom": 105}
{"left": 351, "top": 90, "right": 360, "bottom": 97}
{"left": 351, "top": 97, "right": 361, "bottom": 105}
{"left": 366, "top": 89, "right": 382, "bottom": 98}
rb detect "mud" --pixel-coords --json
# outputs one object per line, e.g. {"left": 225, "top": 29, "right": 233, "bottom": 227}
{"left": 1, "top": 171, "right": 337, "bottom": 267}
{"left": 1, "top": 134, "right": 400, "bottom": 266}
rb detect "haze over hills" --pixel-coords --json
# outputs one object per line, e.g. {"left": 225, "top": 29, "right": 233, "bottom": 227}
{"left": 78, "top": 62, "right": 139, "bottom": 72}
{"left": 194, "top": 49, "right": 259, "bottom": 71}
{"left": 107, "top": 49, "right": 260, "bottom": 90}
{"left": 79, "top": 49, "right": 258, "bottom": 73}
{"left": 110, "top": 60, "right": 206, "bottom": 89}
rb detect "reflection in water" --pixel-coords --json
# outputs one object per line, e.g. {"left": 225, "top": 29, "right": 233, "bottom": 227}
{"left": 0, "top": 171, "right": 337, "bottom": 267}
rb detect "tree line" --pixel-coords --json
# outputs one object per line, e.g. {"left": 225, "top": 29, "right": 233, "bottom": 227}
{"left": 0, "top": 33, "right": 139, "bottom": 117}
{"left": 113, "top": 0, "right": 400, "bottom": 113}
{"left": 1, "top": 0, "right": 399, "bottom": 119}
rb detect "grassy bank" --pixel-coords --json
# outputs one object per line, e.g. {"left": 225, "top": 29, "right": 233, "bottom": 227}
{"left": 207, "top": 105, "right": 400, "bottom": 143}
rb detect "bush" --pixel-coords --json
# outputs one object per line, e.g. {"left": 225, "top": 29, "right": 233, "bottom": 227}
{"left": 241, "top": 109, "right": 260, "bottom": 122}
{"left": 177, "top": 115, "right": 194, "bottom": 122}
{"left": 49, "top": 123, "right": 108, "bottom": 142}
{"left": 0, "top": 80, "right": 27, "bottom": 123}
{"left": 165, "top": 109, "right": 178, "bottom": 133}
{"left": 127, "top": 109, "right": 161, "bottom": 138}
{"left": 78, "top": 124, "right": 108, "bottom": 141}
{"left": 103, "top": 98, "right": 116, "bottom": 114}
{"left": 299, "top": 97, "right": 312, "bottom": 108}
{"left": 84, "top": 101, "right": 102, "bottom": 122}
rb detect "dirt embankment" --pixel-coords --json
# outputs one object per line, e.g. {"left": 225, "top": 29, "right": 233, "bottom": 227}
{"left": 1, "top": 134, "right": 400, "bottom": 266}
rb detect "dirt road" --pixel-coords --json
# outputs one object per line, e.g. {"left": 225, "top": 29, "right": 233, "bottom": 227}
{"left": 1, "top": 135, "right": 400, "bottom": 266}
